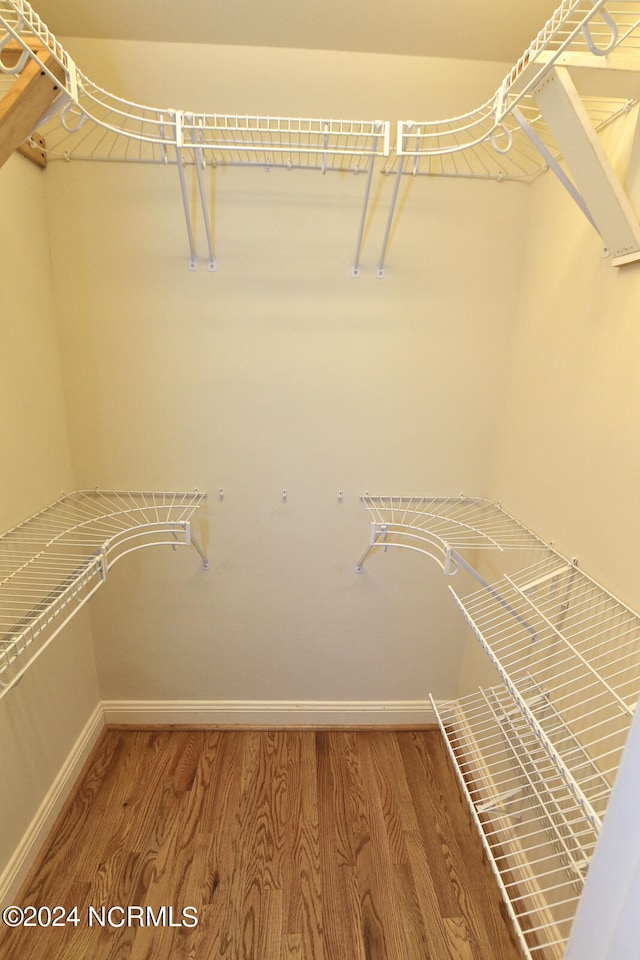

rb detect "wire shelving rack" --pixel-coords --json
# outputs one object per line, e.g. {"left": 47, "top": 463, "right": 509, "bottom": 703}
{"left": 376, "top": 0, "right": 640, "bottom": 274}
{"left": 0, "top": 489, "right": 208, "bottom": 698}
{"left": 357, "top": 495, "right": 640, "bottom": 959}
{"left": 0, "top": 0, "right": 389, "bottom": 272}
{"left": 389, "top": 1, "right": 640, "bottom": 182}
{"left": 356, "top": 495, "right": 549, "bottom": 574}
{"left": 432, "top": 686, "right": 598, "bottom": 960}
{"left": 0, "top": 1, "right": 390, "bottom": 169}
{"left": 2, "top": 0, "right": 640, "bottom": 272}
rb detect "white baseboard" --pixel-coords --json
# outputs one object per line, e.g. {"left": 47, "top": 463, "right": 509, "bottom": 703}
{"left": 1, "top": 698, "right": 434, "bottom": 907}
{"left": 0, "top": 702, "right": 104, "bottom": 909}
{"left": 102, "top": 698, "right": 436, "bottom": 727}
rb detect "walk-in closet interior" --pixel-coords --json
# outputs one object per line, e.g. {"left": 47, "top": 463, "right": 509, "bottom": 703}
{"left": 1, "top": 1, "right": 640, "bottom": 957}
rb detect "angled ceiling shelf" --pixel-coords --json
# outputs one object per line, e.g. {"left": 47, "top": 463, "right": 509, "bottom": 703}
{"left": 0, "top": 489, "right": 208, "bottom": 698}
{"left": 378, "top": 0, "right": 640, "bottom": 274}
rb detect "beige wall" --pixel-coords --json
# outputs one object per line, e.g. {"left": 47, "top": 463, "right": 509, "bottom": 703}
{"left": 0, "top": 155, "right": 100, "bottom": 889}
{"left": 40, "top": 40, "right": 529, "bottom": 707}
{"left": 489, "top": 104, "right": 640, "bottom": 613}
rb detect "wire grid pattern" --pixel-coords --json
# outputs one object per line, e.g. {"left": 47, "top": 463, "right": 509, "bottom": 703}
{"left": 3, "top": 0, "right": 638, "bottom": 177}
{"left": 0, "top": 490, "right": 205, "bottom": 686}
{"left": 449, "top": 554, "right": 640, "bottom": 824}
{"left": 391, "top": 0, "right": 640, "bottom": 180}
{"left": 433, "top": 686, "right": 600, "bottom": 960}
{"left": 0, "top": 0, "right": 389, "bottom": 168}
{"left": 359, "top": 496, "right": 549, "bottom": 572}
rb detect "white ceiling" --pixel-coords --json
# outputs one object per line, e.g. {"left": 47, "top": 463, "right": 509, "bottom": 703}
{"left": 31, "top": 0, "right": 562, "bottom": 64}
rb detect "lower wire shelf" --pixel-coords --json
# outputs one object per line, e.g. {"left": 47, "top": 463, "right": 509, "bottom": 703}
{"left": 431, "top": 686, "right": 599, "bottom": 960}
{"left": 0, "top": 489, "right": 208, "bottom": 698}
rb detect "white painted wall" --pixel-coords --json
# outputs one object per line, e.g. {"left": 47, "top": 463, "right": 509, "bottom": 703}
{"left": 0, "top": 155, "right": 100, "bottom": 898}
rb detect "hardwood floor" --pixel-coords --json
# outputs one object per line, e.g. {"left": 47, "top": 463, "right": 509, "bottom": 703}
{"left": 1, "top": 729, "right": 524, "bottom": 959}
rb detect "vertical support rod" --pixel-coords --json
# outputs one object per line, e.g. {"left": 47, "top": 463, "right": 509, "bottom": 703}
{"left": 172, "top": 110, "right": 198, "bottom": 270}
{"left": 190, "top": 533, "right": 210, "bottom": 570}
{"left": 188, "top": 116, "right": 216, "bottom": 272}
{"left": 376, "top": 123, "right": 406, "bottom": 278}
{"left": 351, "top": 129, "right": 380, "bottom": 278}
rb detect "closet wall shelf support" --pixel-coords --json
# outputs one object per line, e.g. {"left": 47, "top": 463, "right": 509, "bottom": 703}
{"left": 531, "top": 64, "right": 640, "bottom": 265}
{"left": 351, "top": 127, "right": 383, "bottom": 277}
{"left": 0, "top": 36, "right": 65, "bottom": 168}
{"left": 0, "top": 489, "right": 208, "bottom": 699}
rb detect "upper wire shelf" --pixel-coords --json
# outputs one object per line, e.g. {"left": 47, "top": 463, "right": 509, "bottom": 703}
{"left": 0, "top": 489, "right": 207, "bottom": 698}
{"left": 388, "top": 0, "right": 640, "bottom": 182}
{"left": 3, "top": 1, "right": 640, "bottom": 275}
{"left": 0, "top": 0, "right": 389, "bottom": 270}
{"left": 356, "top": 496, "right": 549, "bottom": 574}
{"left": 0, "top": 0, "right": 390, "bottom": 169}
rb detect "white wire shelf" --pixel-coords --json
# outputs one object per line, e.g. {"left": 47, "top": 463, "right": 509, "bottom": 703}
{"left": 0, "top": 0, "right": 389, "bottom": 271}
{"left": 0, "top": 1, "right": 390, "bottom": 169}
{"left": 356, "top": 496, "right": 549, "bottom": 573}
{"left": 0, "top": 489, "right": 207, "bottom": 697}
{"left": 389, "top": 0, "right": 640, "bottom": 182}
{"left": 374, "top": 1, "right": 640, "bottom": 274}
{"left": 449, "top": 552, "right": 640, "bottom": 829}
{"left": 359, "top": 495, "right": 640, "bottom": 957}
{"left": 4, "top": 1, "right": 640, "bottom": 273}
{"left": 433, "top": 685, "right": 599, "bottom": 960}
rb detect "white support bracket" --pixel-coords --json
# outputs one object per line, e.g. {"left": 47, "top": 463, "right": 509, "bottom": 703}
{"left": 351, "top": 123, "right": 384, "bottom": 278}
{"left": 532, "top": 66, "right": 640, "bottom": 266}
{"left": 187, "top": 114, "right": 216, "bottom": 273}
{"left": 376, "top": 126, "right": 407, "bottom": 278}
{"left": 476, "top": 785, "right": 524, "bottom": 817}
{"left": 355, "top": 523, "right": 388, "bottom": 573}
{"left": 190, "top": 533, "right": 210, "bottom": 570}
{"left": 170, "top": 109, "right": 198, "bottom": 271}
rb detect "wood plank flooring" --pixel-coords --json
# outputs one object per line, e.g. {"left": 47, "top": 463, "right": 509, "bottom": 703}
{"left": 0, "top": 729, "right": 524, "bottom": 960}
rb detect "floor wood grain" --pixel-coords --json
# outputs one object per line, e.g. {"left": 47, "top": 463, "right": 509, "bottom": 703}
{"left": 1, "top": 729, "right": 524, "bottom": 959}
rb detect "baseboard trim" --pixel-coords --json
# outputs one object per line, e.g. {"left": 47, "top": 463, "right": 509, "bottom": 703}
{"left": 102, "top": 699, "right": 437, "bottom": 728}
{"left": 1, "top": 698, "right": 435, "bottom": 905}
{"left": 0, "top": 702, "right": 104, "bottom": 908}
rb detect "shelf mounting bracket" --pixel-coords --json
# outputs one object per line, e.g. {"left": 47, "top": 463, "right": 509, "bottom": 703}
{"left": 532, "top": 66, "right": 640, "bottom": 266}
